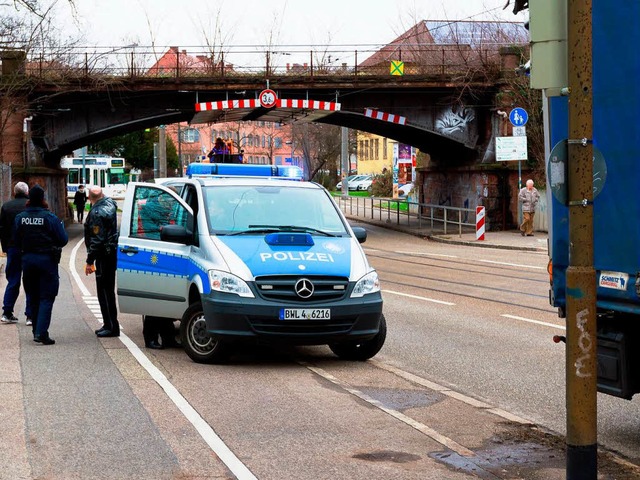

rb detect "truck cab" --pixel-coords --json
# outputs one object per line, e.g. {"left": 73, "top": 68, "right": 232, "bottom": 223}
{"left": 116, "top": 163, "right": 385, "bottom": 363}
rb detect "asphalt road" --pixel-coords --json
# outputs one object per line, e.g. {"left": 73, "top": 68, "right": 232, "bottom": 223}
{"left": 1, "top": 221, "right": 639, "bottom": 479}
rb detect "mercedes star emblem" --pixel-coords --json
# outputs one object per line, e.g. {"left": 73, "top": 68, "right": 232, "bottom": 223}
{"left": 294, "top": 278, "right": 314, "bottom": 299}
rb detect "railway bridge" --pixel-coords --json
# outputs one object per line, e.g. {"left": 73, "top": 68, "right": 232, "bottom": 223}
{"left": 0, "top": 45, "right": 528, "bottom": 227}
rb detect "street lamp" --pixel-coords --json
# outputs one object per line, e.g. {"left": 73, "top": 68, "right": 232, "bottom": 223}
{"left": 285, "top": 140, "right": 295, "bottom": 166}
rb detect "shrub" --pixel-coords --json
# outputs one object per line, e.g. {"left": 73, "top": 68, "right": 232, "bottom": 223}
{"left": 371, "top": 170, "right": 392, "bottom": 197}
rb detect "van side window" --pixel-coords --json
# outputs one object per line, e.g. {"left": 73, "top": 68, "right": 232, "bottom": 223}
{"left": 131, "top": 186, "right": 189, "bottom": 240}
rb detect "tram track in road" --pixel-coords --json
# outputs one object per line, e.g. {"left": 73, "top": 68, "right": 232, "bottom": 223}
{"left": 364, "top": 247, "right": 549, "bottom": 285}
{"left": 381, "top": 278, "right": 555, "bottom": 315}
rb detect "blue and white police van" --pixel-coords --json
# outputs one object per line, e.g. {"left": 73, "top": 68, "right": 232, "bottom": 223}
{"left": 117, "top": 163, "right": 385, "bottom": 363}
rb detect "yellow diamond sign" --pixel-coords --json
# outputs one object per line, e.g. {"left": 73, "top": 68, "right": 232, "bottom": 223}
{"left": 390, "top": 60, "right": 404, "bottom": 76}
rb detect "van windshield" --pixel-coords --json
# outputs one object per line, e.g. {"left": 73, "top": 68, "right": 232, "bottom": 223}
{"left": 202, "top": 185, "right": 349, "bottom": 236}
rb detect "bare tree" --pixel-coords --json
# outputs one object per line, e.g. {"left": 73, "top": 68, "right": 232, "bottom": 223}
{"left": 292, "top": 123, "right": 342, "bottom": 181}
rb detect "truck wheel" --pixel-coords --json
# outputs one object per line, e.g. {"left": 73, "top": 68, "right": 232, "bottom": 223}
{"left": 329, "top": 314, "right": 386, "bottom": 361}
{"left": 180, "top": 302, "right": 231, "bottom": 364}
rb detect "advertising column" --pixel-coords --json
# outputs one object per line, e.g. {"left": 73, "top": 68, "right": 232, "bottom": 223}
{"left": 392, "top": 143, "right": 415, "bottom": 198}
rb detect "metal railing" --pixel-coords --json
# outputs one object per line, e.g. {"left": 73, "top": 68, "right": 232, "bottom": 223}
{"left": 334, "top": 195, "right": 477, "bottom": 237}
{"left": 15, "top": 43, "right": 525, "bottom": 81}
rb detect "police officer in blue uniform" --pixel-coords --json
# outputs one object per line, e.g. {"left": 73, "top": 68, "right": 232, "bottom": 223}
{"left": 14, "top": 184, "right": 68, "bottom": 345}
{"left": 84, "top": 186, "right": 120, "bottom": 337}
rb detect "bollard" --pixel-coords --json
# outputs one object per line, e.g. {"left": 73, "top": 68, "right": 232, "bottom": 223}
{"left": 476, "top": 206, "right": 485, "bottom": 241}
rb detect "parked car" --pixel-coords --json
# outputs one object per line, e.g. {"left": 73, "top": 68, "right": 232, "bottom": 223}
{"left": 349, "top": 175, "right": 373, "bottom": 191}
{"left": 335, "top": 174, "right": 361, "bottom": 190}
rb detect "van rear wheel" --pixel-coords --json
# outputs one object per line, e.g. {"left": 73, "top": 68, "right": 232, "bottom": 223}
{"left": 329, "top": 314, "right": 386, "bottom": 361}
{"left": 180, "top": 302, "right": 231, "bottom": 364}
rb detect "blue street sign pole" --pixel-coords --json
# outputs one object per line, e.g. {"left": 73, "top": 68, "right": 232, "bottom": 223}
{"left": 509, "top": 108, "right": 528, "bottom": 227}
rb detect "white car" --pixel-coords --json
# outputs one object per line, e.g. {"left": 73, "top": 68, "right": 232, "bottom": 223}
{"left": 349, "top": 175, "right": 373, "bottom": 191}
{"left": 336, "top": 175, "right": 361, "bottom": 190}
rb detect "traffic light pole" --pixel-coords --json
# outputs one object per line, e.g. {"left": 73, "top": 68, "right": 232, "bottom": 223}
{"left": 565, "top": 0, "right": 597, "bottom": 478}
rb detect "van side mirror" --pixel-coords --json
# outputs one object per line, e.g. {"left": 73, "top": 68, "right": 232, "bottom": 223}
{"left": 352, "top": 226, "right": 367, "bottom": 244}
{"left": 160, "top": 224, "right": 191, "bottom": 244}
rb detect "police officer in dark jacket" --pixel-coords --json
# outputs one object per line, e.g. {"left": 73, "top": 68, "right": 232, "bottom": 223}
{"left": 14, "top": 184, "right": 68, "bottom": 345}
{"left": 1, "top": 182, "right": 33, "bottom": 324}
{"left": 84, "top": 186, "right": 120, "bottom": 337}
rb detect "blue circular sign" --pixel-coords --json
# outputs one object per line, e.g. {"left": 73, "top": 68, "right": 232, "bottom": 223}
{"left": 509, "top": 107, "right": 528, "bottom": 126}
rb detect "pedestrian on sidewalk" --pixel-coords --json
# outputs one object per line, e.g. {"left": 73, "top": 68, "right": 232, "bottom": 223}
{"left": 519, "top": 179, "right": 540, "bottom": 237}
{"left": 84, "top": 186, "right": 120, "bottom": 338}
{"left": 73, "top": 184, "right": 87, "bottom": 223}
{"left": 0, "top": 181, "right": 33, "bottom": 325}
{"left": 14, "top": 184, "right": 68, "bottom": 345}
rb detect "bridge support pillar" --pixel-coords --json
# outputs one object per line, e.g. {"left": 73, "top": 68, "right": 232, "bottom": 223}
{"left": 1, "top": 96, "right": 69, "bottom": 220}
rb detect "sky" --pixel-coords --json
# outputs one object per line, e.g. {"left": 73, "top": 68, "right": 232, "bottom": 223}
{"left": 48, "top": 0, "right": 527, "bottom": 48}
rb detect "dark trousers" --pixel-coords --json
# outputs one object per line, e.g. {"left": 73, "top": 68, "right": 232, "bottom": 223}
{"left": 22, "top": 252, "right": 59, "bottom": 337}
{"left": 75, "top": 205, "right": 85, "bottom": 223}
{"left": 95, "top": 250, "right": 119, "bottom": 333}
{"left": 143, "top": 316, "right": 178, "bottom": 347}
{"left": 3, "top": 246, "right": 32, "bottom": 318}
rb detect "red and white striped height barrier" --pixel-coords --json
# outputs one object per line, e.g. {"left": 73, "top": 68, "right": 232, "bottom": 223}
{"left": 364, "top": 108, "right": 406, "bottom": 125}
{"left": 476, "top": 206, "right": 485, "bottom": 241}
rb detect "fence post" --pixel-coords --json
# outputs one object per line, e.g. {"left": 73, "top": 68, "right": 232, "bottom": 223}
{"left": 476, "top": 206, "right": 486, "bottom": 241}
{"left": 459, "top": 210, "right": 462, "bottom": 237}
{"left": 444, "top": 208, "right": 448, "bottom": 235}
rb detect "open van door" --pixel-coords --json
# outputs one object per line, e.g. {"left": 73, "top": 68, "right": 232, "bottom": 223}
{"left": 117, "top": 183, "right": 194, "bottom": 318}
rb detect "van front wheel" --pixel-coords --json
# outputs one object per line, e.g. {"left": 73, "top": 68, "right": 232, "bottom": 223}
{"left": 180, "top": 303, "right": 231, "bottom": 364}
{"left": 329, "top": 314, "right": 386, "bottom": 361}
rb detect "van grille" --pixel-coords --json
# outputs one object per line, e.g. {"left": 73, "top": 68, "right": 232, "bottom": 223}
{"left": 254, "top": 275, "right": 349, "bottom": 303}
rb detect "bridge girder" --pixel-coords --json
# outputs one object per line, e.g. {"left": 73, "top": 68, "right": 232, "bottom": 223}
{"left": 28, "top": 79, "right": 495, "bottom": 165}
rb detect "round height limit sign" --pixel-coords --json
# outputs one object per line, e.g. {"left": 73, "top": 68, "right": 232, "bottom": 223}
{"left": 259, "top": 89, "right": 277, "bottom": 108}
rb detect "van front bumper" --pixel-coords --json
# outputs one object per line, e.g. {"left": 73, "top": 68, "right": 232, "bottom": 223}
{"left": 202, "top": 291, "right": 383, "bottom": 345}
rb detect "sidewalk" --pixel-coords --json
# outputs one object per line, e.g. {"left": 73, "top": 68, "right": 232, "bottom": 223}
{"left": 341, "top": 211, "right": 548, "bottom": 253}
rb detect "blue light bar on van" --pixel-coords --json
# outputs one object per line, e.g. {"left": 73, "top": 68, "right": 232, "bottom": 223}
{"left": 186, "top": 163, "right": 303, "bottom": 180}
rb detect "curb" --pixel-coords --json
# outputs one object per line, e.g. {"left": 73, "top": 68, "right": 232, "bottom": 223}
{"left": 428, "top": 235, "right": 547, "bottom": 253}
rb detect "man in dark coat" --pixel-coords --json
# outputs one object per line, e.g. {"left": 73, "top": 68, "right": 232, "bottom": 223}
{"left": 84, "top": 186, "right": 120, "bottom": 337}
{"left": 0, "top": 182, "right": 33, "bottom": 324}
{"left": 73, "top": 184, "right": 87, "bottom": 223}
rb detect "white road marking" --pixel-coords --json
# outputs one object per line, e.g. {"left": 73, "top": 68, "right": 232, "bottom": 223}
{"left": 370, "top": 360, "right": 531, "bottom": 425}
{"left": 396, "top": 250, "right": 458, "bottom": 258}
{"left": 300, "top": 362, "right": 476, "bottom": 457}
{"left": 501, "top": 314, "right": 566, "bottom": 330}
{"left": 69, "top": 238, "right": 257, "bottom": 480}
{"left": 479, "top": 259, "right": 544, "bottom": 269}
{"left": 383, "top": 289, "right": 455, "bottom": 306}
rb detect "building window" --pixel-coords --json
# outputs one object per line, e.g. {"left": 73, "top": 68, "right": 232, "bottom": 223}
{"left": 383, "top": 138, "right": 388, "bottom": 159}
{"left": 374, "top": 138, "right": 379, "bottom": 160}
{"left": 369, "top": 139, "right": 374, "bottom": 160}
{"left": 274, "top": 137, "right": 283, "bottom": 148}
{"left": 181, "top": 128, "right": 200, "bottom": 143}
{"left": 364, "top": 140, "right": 369, "bottom": 160}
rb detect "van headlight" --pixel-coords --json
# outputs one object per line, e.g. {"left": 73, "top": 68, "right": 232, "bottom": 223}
{"left": 351, "top": 271, "right": 380, "bottom": 298}
{"left": 208, "top": 270, "right": 254, "bottom": 298}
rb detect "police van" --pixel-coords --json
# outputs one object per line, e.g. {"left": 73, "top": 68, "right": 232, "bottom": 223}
{"left": 117, "top": 163, "right": 385, "bottom": 363}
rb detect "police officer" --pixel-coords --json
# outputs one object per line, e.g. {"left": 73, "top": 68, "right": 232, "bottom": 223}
{"left": 84, "top": 186, "right": 120, "bottom": 337}
{"left": 14, "top": 184, "right": 68, "bottom": 345}
{"left": 0, "top": 181, "right": 33, "bottom": 325}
